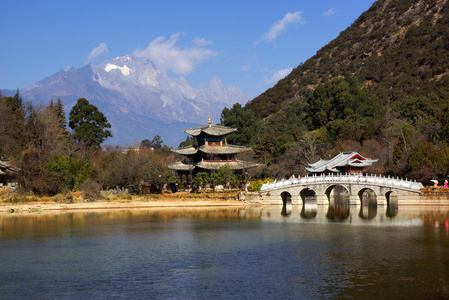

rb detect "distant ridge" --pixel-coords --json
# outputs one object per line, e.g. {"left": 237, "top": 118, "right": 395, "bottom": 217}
{"left": 6, "top": 55, "right": 252, "bottom": 146}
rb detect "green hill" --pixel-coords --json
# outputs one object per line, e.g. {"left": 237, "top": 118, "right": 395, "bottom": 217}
{"left": 222, "top": 0, "right": 449, "bottom": 182}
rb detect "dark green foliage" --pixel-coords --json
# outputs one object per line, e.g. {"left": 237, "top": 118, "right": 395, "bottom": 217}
{"left": 220, "top": 103, "right": 257, "bottom": 145}
{"left": 192, "top": 172, "right": 210, "bottom": 187}
{"left": 0, "top": 90, "right": 29, "bottom": 158}
{"left": 141, "top": 135, "right": 164, "bottom": 149}
{"left": 44, "top": 154, "right": 93, "bottom": 195}
{"left": 304, "top": 75, "right": 383, "bottom": 142}
{"left": 140, "top": 139, "right": 152, "bottom": 149}
{"left": 211, "top": 165, "right": 242, "bottom": 186}
{"left": 178, "top": 136, "right": 195, "bottom": 148}
{"left": 69, "top": 98, "right": 112, "bottom": 148}
{"left": 55, "top": 97, "right": 69, "bottom": 138}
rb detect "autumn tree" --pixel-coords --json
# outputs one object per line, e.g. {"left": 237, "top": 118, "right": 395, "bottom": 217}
{"left": 20, "top": 103, "right": 70, "bottom": 193}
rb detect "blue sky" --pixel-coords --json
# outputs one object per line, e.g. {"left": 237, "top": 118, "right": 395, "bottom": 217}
{"left": 1, "top": 0, "right": 376, "bottom": 98}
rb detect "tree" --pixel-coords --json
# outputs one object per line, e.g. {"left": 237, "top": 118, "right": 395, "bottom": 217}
{"left": 0, "top": 89, "right": 29, "bottom": 158}
{"left": 69, "top": 98, "right": 112, "bottom": 148}
{"left": 140, "top": 135, "right": 163, "bottom": 149}
{"left": 54, "top": 97, "right": 69, "bottom": 138}
{"left": 44, "top": 154, "right": 93, "bottom": 194}
{"left": 178, "top": 136, "right": 195, "bottom": 148}
{"left": 211, "top": 165, "right": 234, "bottom": 186}
{"left": 192, "top": 172, "right": 210, "bottom": 190}
{"left": 151, "top": 135, "right": 163, "bottom": 149}
{"left": 140, "top": 139, "right": 152, "bottom": 149}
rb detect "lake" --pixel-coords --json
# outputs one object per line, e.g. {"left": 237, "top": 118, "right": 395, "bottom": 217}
{"left": 1, "top": 202, "right": 449, "bottom": 299}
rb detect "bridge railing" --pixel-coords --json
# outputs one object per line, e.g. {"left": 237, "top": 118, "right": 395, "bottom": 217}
{"left": 260, "top": 173, "right": 424, "bottom": 192}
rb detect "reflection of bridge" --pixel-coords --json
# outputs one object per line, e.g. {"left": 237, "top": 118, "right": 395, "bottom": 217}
{"left": 259, "top": 174, "right": 423, "bottom": 205}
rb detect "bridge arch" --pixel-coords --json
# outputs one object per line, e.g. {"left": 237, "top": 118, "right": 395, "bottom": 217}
{"left": 280, "top": 191, "right": 292, "bottom": 205}
{"left": 325, "top": 184, "right": 349, "bottom": 205}
{"left": 385, "top": 191, "right": 398, "bottom": 206}
{"left": 386, "top": 191, "right": 399, "bottom": 218}
{"left": 357, "top": 188, "right": 377, "bottom": 206}
{"left": 358, "top": 188, "right": 378, "bottom": 219}
{"left": 299, "top": 188, "right": 317, "bottom": 204}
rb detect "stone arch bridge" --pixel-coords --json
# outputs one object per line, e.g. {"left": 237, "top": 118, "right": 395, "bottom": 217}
{"left": 259, "top": 174, "right": 423, "bottom": 205}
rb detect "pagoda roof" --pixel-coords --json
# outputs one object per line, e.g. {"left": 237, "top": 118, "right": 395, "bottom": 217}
{"left": 172, "top": 146, "right": 198, "bottom": 155}
{"left": 168, "top": 161, "right": 196, "bottom": 171}
{"left": 305, "top": 152, "right": 378, "bottom": 173}
{"left": 172, "top": 145, "right": 251, "bottom": 155}
{"left": 168, "top": 160, "right": 259, "bottom": 171}
{"left": 0, "top": 160, "right": 20, "bottom": 174}
{"left": 184, "top": 124, "right": 237, "bottom": 137}
{"left": 197, "top": 160, "right": 259, "bottom": 170}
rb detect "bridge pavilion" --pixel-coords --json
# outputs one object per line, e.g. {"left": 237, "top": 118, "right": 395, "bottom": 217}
{"left": 169, "top": 115, "right": 259, "bottom": 182}
{"left": 306, "top": 151, "right": 378, "bottom": 174}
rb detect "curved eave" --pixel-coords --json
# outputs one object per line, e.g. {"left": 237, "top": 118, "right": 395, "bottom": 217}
{"left": 306, "top": 166, "right": 339, "bottom": 173}
{"left": 168, "top": 161, "right": 195, "bottom": 171}
{"left": 184, "top": 124, "right": 237, "bottom": 136}
{"left": 197, "top": 160, "right": 259, "bottom": 170}
{"left": 199, "top": 145, "right": 251, "bottom": 155}
{"left": 172, "top": 147, "right": 198, "bottom": 155}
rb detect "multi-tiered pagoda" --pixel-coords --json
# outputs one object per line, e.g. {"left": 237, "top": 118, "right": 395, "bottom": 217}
{"left": 169, "top": 115, "right": 258, "bottom": 180}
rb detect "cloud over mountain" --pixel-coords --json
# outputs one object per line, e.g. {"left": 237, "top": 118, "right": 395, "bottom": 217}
{"left": 86, "top": 43, "right": 109, "bottom": 64}
{"left": 133, "top": 34, "right": 218, "bottom": 74}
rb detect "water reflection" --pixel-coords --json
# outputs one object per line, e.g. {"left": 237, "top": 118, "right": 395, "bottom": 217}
{"left": 326, "top": 194, "right": 350, "bottom": 220}
{"left": 3, "top": 204, "right": 449, "bottom": 235}
{"left": 1, "top": 205, "right": 449, "bottom": 300}
{"left": 281, "top": 202, "right": 292, "bottom": 216}
{"left": 300, "top": 202, "right": 317, "bottom": 219}
{"left": 386, "top": 202, "right": 399, "bottom": 218}
{"left": 359, "top": 195, "right": 377, "bottom": 219}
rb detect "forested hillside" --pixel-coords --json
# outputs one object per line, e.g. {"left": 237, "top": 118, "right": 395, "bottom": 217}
{"left": 222, "top": 0, "right": 449, "bottom": 182}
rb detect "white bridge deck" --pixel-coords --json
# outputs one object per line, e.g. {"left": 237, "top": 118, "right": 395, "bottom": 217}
{"left": 261, "top": 173, "right": 423, "bottom": 193}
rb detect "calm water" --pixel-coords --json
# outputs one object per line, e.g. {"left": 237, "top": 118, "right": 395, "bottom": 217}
{"left": 1, "top": 202, "right": 449, "bottom": 299}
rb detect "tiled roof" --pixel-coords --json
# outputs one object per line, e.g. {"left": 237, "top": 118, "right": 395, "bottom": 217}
{"left": 305, "top": 152, "right": 378, "bottom": 173}
{"left": 184, "top": 124, "right": 237, "bottom": 137}
{"left": 168, "top": 160, "right": 259, "bottom": 171}
{"left": 172, "top": 145, "right": 251, "bottom": 155}
{"left": 168, "top": 161, "right": 196, "bottom": 171}
{"left": 196, "top": 160, "right": 259, "bottom": 170}
{"left": 0, "top": 160, "right": 20, "bottom": 173}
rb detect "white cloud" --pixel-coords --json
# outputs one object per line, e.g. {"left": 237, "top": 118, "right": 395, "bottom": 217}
{"left": 264, "top": 67, "right": 293, "bottom": 85}
{"left": 263, "top": 11, "right": 305, "bottom": 42}
{"left": 239, "top": 65, "right": 250, "bottom": 72}
{"left": 86, "top": 42, "right": 108, "bottom": 64}
{"left": 323, "top": 8, "right": 337, "bottom": 17}
{"left": 133, "top": 34, "right": 218, "bottom": 74}
{"left": 193, "top": 37, "right": 213, "bottom": 47}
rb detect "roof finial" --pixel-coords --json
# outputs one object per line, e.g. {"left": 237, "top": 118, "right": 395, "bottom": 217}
{"left": 208, "top": 113, "right": 211, "bottom": 125}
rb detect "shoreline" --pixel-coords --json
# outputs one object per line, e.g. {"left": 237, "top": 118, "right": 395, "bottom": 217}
{"left": 0, "top": 192, "right": 252, "bottom": 214}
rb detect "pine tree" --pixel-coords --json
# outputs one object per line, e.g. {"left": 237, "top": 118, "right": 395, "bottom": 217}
{"left": 0, "top": 89, "right": 29, "bottom": 157}
{"left": 55, "top": 97, "right": 68, "bottom": 138}
{"left": 69, "top": 98, "right": 112, "bottom": 148}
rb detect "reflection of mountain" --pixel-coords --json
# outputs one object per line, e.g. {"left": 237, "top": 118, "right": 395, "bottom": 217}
{"left": 16, "top": 56, "right": 252, "bottom": 146}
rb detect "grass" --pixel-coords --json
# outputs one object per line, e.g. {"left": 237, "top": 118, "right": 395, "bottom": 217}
{"left": 0, "top": 190, "right": 240, "bottom": 204}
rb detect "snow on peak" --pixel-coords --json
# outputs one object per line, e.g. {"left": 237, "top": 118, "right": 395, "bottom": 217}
{"left": 104, "top": 63, "right": 131, "bottom": 76}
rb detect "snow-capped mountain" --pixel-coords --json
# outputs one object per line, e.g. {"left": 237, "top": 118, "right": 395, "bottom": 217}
{"left": 18, "top": 56, "right": 252, "bottom": 146}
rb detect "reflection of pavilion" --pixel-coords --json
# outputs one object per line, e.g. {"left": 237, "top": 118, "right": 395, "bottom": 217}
{"left": 169, "top": 115, "right": 259, "bottom": 181}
